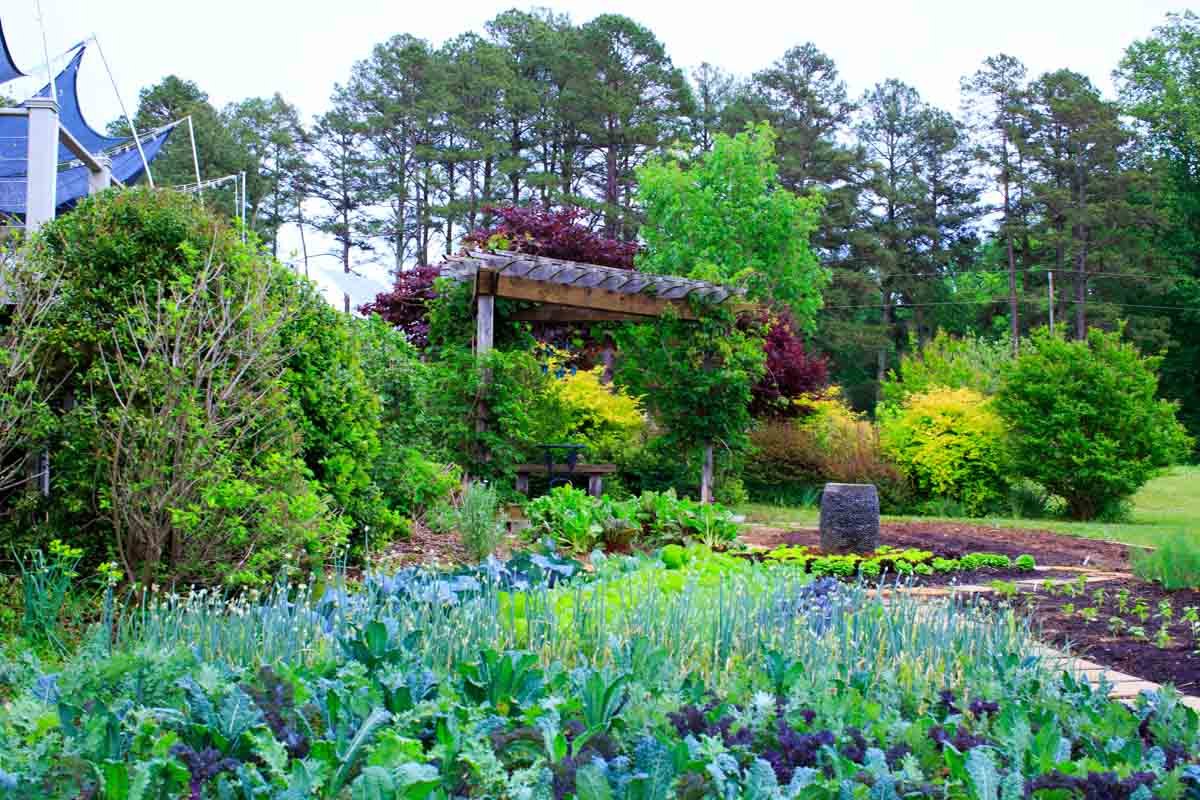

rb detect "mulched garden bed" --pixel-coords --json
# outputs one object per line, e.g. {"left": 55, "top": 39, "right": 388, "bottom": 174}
{"left": 1017, "top": 578, "right": 1200, "bottom": 693}
{"left": 740, "top": 520, "right": 1139, "bottom": 571}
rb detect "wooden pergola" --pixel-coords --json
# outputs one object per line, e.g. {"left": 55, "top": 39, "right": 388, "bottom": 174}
{"left": 443, "top": 249, "right": 753, "bottom": 501}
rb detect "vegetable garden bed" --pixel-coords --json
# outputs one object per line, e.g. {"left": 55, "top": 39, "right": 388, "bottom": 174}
{"left": 740, "top": 520, "right": 1138, "bottom": 571}
{"left": 740, "top": 521, "right": 1200, "bottom": 697}
{"left": 1011, "top": 578, "right": 1200, "bottom": 694}
{"left": 4, "top": 552, "right": 1200, "bottom": 798}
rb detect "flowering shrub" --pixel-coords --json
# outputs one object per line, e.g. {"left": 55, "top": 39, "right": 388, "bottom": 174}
{"left": 880, "top": 387, "right": 1010, "bottom": 516}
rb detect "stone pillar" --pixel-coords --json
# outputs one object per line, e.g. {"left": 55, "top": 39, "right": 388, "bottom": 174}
{"left": 819, "top": 483, "right": 880, "bottom": 554}
{"left": 24, "top": 98, "right": 60, "bottom": 231}
{"left": 88, "top": 155, "right": 113, "bottom": 195}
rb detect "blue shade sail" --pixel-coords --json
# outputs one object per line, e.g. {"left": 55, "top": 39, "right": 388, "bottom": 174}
{"left": 0, "top": 124, "right": 175, "bottom": 216}
{"left": 0, "top": 45, "right": 132, "bottom": 178}
{"left": 34, "top": 47, "right": 130, "bottom": 156}
{"left": 0, "top": 19, "right": 25, "bottom": 85}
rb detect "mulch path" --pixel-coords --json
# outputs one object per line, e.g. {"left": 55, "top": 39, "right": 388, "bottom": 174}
{"left": 379, "top": 521, "right": 469, "bottom": 567}
{"left": 740, "top": 520, "right": 1139, "bottom": 571}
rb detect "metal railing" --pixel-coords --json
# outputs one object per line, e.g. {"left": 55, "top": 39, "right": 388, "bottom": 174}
{"left": 0, "top": 103, "right": 113, "bottom": 233}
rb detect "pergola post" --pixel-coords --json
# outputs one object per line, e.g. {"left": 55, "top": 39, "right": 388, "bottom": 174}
{"left": 475, "top": 268, "right": 497, "bottom": 355}
{"left": 88, "top": 155, "right": 113, "bottom": 196}
{"left": 24, "top": 98, "right": 60, "bottom": 232}
{"left": 476, "top": 296, "right": 494, "bottom": 355}
{"left": 474, "top": 270, "right": 498, "bottom": 466}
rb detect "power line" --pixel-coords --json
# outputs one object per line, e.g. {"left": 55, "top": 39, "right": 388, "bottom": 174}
{"left": 833, "top": 266, "right": 1187, "bottom": 283}
{"left": 821, "top": 297, "right": 1198, "bottom": 312}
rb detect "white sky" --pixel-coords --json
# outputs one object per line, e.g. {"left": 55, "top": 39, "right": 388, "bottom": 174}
{"left": 2, "top": 0, "right": 1182, "bottom": 308}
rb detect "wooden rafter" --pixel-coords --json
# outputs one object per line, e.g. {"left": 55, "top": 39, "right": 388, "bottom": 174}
{"left": 448, "top": 249, "right": 754, "bottom": 321}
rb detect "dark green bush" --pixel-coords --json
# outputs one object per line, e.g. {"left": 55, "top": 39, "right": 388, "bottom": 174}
{"left": 996, "top": 328, "right": 1193, "bottom": 520}
{"left": 282, "top": 288, "right": 402, "bottom": 541}
{"left": 5, "top": 189, "right": 352, "bottom": 584}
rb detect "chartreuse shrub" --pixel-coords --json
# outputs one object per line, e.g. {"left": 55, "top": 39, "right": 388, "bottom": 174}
{"left": 997, "top": 327, "right": 1193, "bottom": 520}
{"left": 879, "top": 330, "right": 1012, "bottom": 411}
{"left": 551, "top": 364, "right": 645, "bottom": 462}
{"left": 880, "top": 387, "right": 1009, "bottom": 516}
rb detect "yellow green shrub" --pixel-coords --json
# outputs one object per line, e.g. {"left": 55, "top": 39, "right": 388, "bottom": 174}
{"left": 552, "top": 365, "right": 645, "bottom": 460}
{"left": 879, "top": 387, "right": 1009, "bottom": 516}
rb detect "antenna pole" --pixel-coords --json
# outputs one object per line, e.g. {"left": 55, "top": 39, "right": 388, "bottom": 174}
{"left": 34, "top": 0, "right": 56, "bottom": 103}
{"left": 92, "top": 34, "right": 154, "bottom": 187}
{"left": 186, "top": 115, "right": 202, "bottom": 202}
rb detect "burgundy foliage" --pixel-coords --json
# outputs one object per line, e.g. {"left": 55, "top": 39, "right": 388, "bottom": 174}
{"left": 751, "top": 314, "right": 830, "bottom": 418}
{"left": 357, "top": 265, "right": 442, "bottom": 348}
{"left": 464, "top": 204, "right": 638, "bottom": 269}
{"left": 362, "top": 204, "right": 637, "bottom": 348}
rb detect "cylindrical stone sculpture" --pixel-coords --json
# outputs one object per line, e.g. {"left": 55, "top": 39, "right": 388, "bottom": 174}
{"left": 819, "top": 483, "right": 880, "bottom": 554}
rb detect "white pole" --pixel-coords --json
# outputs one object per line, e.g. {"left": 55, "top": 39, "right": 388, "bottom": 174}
{"left": 240, "top": 171, "right": 247, "bottom": 242}
{"left": 92, "top": 34, "right": 153, "bottom": 187}
{"left": 186, "top": 115, "right": 202, "bottom": 201}
{"left": 35, "top": 0, "right": 56, "bottom": 104}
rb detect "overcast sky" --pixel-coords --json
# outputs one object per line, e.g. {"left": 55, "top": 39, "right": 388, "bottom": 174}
{"left": 2, "top": 0, "right": 1183, "bottom": 307}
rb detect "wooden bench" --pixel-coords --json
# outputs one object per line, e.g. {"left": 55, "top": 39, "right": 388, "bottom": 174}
{"left": 515, "top": 462, "right": 617, "bottom": 497}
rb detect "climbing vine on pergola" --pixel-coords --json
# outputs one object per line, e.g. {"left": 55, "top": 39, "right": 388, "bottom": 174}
{"left": 443, "top": 248, "right": 758, "bottom": 501}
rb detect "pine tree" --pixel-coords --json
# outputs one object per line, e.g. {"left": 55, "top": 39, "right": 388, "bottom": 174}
{"left": 308, "top": 103, "right": 374, "bottom": 312}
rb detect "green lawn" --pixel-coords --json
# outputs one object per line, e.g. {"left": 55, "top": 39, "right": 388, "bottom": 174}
{"left": 737, "top": 465, "right": 1200, "bottom": 549}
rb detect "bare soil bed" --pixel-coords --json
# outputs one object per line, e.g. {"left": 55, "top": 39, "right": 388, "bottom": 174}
{"left": 740, "top": 520, "right": 1139, "bottom": 571}
{"left": 1023, "top": 579, "right": 1200, "bottom": 693}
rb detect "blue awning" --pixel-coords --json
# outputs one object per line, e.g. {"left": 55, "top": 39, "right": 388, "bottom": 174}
{"left": 37, "top": 47, "right": 130, "bottom": 156}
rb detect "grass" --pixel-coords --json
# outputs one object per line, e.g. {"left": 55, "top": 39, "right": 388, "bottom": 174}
{"left": 737, "top": 465, "right": 1200, "bottom": 549}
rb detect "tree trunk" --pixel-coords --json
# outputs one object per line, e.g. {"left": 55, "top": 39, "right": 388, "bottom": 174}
{"left": 342, "top": 235, "right": 351, "bottom": 314}
{"left": 297, "top": 200, "right": 310, "bottom": 280}
{"left": 876, "top": 289, "right": 892, "bottom": 404}
{"left": 445, "top": 159, "right": 456, "bottom": 256}
{"left": 1003, "top": 153, "right": 1019, "bottom": 355}
{"left": 604, "top": 125, "right": 619, "bottom": 238}
{"left": 700, "top": 443, "right": 714, "bottom": 504}
{"left": 1073, "top": 152, "right": 1088, "bottom": 340}
{"left": 510, "top": 119, "right": 521, "bottom": 205}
